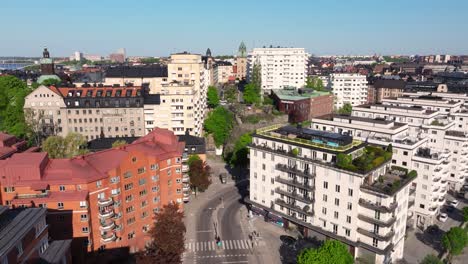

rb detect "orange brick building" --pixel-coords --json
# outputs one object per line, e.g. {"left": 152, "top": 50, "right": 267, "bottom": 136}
{"left": 0, "top": 128, "right": 185, "bottom": 260}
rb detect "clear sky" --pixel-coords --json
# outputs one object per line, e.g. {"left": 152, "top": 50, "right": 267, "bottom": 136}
{"left": 2, "top": 0, "right": 468, "bottom": 57}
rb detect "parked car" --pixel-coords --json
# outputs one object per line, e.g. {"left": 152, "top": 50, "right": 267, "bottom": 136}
{"left": 220, "top": 173, "right": 227, "bottom": 184}
{"left": 446, "top": 206, "right": 455, "bottom": 213}
{"left": 280, "top": 235, "right": 297, "bottom": 249}
{"left": 438, "top": 213, "right": 448, "bottom": 222}
{"left": 447, "top": 199, "right": 460, "bottom": 207}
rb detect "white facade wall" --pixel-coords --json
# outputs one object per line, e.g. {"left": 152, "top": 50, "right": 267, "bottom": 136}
{"left": 329, "top": 73, "right": 368, "bottom": 109}
{"left": 247, "top": 48, "right": 308, "bottom": 92}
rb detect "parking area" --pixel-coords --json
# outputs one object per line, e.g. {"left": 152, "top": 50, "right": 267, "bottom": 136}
{"left": 403, "top": 194, "right": 467, "bottom": 263}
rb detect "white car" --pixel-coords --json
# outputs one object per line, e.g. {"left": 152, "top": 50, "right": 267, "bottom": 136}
{"left": 447, "top": 199, "right": 460, "bottom": 207}
{"left": 438, "top": 213, "right": 448, "bottom": 222}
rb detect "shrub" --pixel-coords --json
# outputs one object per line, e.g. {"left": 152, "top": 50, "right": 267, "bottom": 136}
{"left": 291, "top": 148, "right": 299, "bottom": 156}
{"left": 407, "top": 170, "right": 418, "bottom": 179}
{"left": 372, "top": 156, "right": 385, "bottom": 167}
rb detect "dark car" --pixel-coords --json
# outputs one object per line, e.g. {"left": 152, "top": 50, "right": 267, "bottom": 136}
{"left": 220, "top": 173, "right": 227, "bottom": 184}
{"left": 280, "top": 235, "right": 297, "bottom": 249}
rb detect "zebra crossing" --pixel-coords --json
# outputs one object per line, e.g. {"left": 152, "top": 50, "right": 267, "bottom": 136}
{"left": 185, "top": 239, "right": 254, "bottom": 252}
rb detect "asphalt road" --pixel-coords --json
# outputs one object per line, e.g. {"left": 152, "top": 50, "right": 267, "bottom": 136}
{"left": 187, "top": 182, "right": 251, "bottom": 264}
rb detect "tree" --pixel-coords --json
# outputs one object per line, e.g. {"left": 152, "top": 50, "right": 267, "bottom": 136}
{"left": 251, "top": 64, "right": 262, "bottom": 91}
{"left": 140, "top": 57, "right": 160, "bottom": 64}
{"left": 0, "top": 76, "right": 32, "bottom": 138}
{"left": 420, "top": 254, "right": 443, "bottom": 264}
{"left": 41, "top": 78, "right": 61, "bottom": 87}
{"left": 243, "top": 83, "right": 261, "bottom": 105}
{"left": 297, "top": 240, "right": 354, "bottom": 264}
{"left": 224, "top": 85, "right": 238, "bottom": 104}
{"left": 187, "top": 154, "right": 201, "bottom": 166}
{"left": 42, "top": 133, "right": 89, "bottom": 158}
{"left": 112, "top": 139, "right": 127, "bottom": 148}
{"left": 188, "top": 159, "right": 212, "bottom": 194}
{"left": 338, "top": 103, "right": 353, "bottom": 115}
{"left": 305, "top": 76, "right": 325, "bottom": 91}
{"left": 138, "top": 202, "right": 186, "bottom": 264}
{"left": 463, "top": 206, "right": 468, "bottom": 223}
{"left": 228, "top": 133, "right": 252, "bottom": 167}
{"left": 204, "top": 106, "right": 234, "bottom": 147}
{"left": 207, "top": 86, "right": 220, "bottom": 108}
{"left": 442, "top": 226, "right": 468, "bottom": 256}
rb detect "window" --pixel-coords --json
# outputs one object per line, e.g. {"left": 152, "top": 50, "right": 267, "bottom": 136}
{"left": 322, "top": 207, "right": 327, "bottom": 215}
{"left": 96, "top": 180, "right": 102, "bottom": 188}
{"left": 141, "top": 201, "right": 148, "bottom": 207}
{"left": 80, "top": 214, "right": 88, "bottom": 221}
{"left": 372, "top": 238, "right": 378, "bottom": 247}
{"left": 323, "top": 181, "right": 328, "bottom": 189}
{"left": 59, "top": 185, "right": 65, "bottom": 191}
{"left": 139, "top": 178, "right": 146, "bottom": 186}
{"left": 126, "top": 206, "right": 135, "bottom": 213}
{"left": 80, "top": 201, "right": 87, "bottom": 208}
{"left": 124, "top": 171, "right": 132, "bottom": 179}
{"left": 345, "top": 229, "right": 350, "bottom": 237}
{"left": 138, "top": 167, "right": 146, "bottom": 174}
{"left": 152, "top": 175, "right": 159, "bottom": 182}
{"left": 57, "top": 202, "right": 64, "bottom": 209}
{"left": 346, "top": 215, "right": 351, "bottom": 223}
{"left": 323, "top": 194, "right": 327, "bottom": 202}
{"left": 139, "top": 189, "right": 147, "bottom": 196}
{"left": 82, "top": 227, "right": 89, "bottom": 233}
{"left": 347, "top": 202, "right": 352, "bottom": 210}
{"left": 167, "top": 159, "right": 172, "bottom": 165}
{"left": 334, "top": 198, "right": 340, "bottom": 206}
{"left": 3, "top": 186, "right": 15, "bottom": 193}
{"left": 124, "top": 183, "right": 133, "bottom": 190}
{"left": 334, "top": 211, "right": 339, "bottom": 219}
{"left": 150, "top": 164, "right": 159, "bottom": 170}
{"left": 126, "top": 195, "right": 133, "bottom": 202}
{"left": 335, "top": 185, "right": 340, "bottom": 193}
{"left": 332, "top": 224, "right": 338, "bottom": 234}
{"left": 262, "top": 175, "right": 266, "bottom": 181}
{"left": 132, "top": 157, "right": 137, "bottom": 163}
{"left": 152, "top": 186, "right": 159, "bottom": 192}
{"left": 348, "top": 188, "right": 353, "bottom": 197}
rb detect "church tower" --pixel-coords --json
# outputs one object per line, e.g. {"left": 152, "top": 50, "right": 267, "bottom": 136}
{"left": 40, "top": 48, "right": 55, "bottom": 75}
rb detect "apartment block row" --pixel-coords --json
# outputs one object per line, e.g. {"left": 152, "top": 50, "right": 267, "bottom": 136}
{"left": 310, "top": 93, "right": 468, "bottom": 230}
{"left": 27, "top": 52, "right": 208, "bottom": 140}
{"left": 247, "top": 125, "right": 414, "bottom": 263}
{"left": 0, "top": 128, "right": 186, "bottom": 261}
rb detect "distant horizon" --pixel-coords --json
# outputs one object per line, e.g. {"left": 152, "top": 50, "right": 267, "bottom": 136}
{"left": 2, "top": 0, "right": 468, "bottom": 57}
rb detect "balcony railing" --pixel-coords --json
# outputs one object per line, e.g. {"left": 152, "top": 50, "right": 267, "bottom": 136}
{"left": 275, "top": 199, "right": 313, "bottom": 216}
{"left": 100, "top": 221, "right": 116, "bottom": 231}
{"left": 182, "top": 165, "right": 189, "bottom": 172}
{"left": 275, "top": 188, "right": 313, "bottom": 204}
{"left": 408, "top": 200, "right": 415, "bottom": 208}
{"left": 99, "top": 209, "right": 115, "bottom": 219}
{"left": 275, "top": 176, "right": 314, "bottom": 191}
{"left": 359, "top": 199, "right": 397, "bottom": 213}
{"left": 100, "top": 232, "right": 116, "bottom": 244}
{"left": 357, "top": 228, "right": 395, "bottom": 241}
{"left": 358, "top": 214, "right": 396, "bottom": 227}
{"left": 275, "top": 164, "right": 315, "bottom": 179}
{"left": 15, "top": 192, "right": 50, "bottom": 199}
{"left": 98, "top": 198, "right": 114, "bottom": 207}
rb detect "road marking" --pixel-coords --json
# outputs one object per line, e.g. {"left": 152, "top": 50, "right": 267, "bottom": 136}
{"left": 185, "top": 240, "right": 254, "bottom": 253}
{"left": 196, "top": 230, "right": 213, "bottom": 233}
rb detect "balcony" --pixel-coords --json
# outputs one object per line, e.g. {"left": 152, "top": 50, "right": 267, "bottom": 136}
{"left": 100, "top": 221, "right": 116, "bottom": 231}
{"left": 358, "top": 214, "right": 396, "bottom": 227}
{"left": 408, "top": 199, "right": 415, "bottom": 208}
{"left": 183, "top": 191, "right": 190, "bottom": 197}
{"left": 100, "top": 232, "right": 116, "bottom": 244}
{"left": 409, "top": 187, "right": 416, "bottom": 196}
{"left": 99, "top": 209, "right": 115, "bottom": 219}
{"left": 14, "top": 192, "right": 50, "bottom": 199}
{"left": 183, "top": 196, "right": 190, "bottom": 202}
{"left": 275, "top": 188, "right": 313, "bottom": 204}
{"left": 428, "top": 206, "right": 438, "bottom": 214}
{"left": 433, "top": 177, "right": 441, "bottom": 183}
{"left": 275, "top": 164, "right": 315, "bottom": 179}
{"left": 357, "top": 228, "right": 395, "bottom": 241}
{"left": 183, "top": 184, "right": 190, "bottom": 191}
{"left": 275, "top": 199, "right": 313, "bottom": 216}
{"left": 182, "top": 175, "right": 190, "bottom": 183}
{"left": 182, "top": 165, "right": 189, "bottom": 172}
{"left": 182, "top": 154, "right": 189, "bottom": 162}
{"left": 359, "top": 199, "right": 397, "bottom": 213}
{"left": 113, "top": 213, "right": 122, "bottom": 220}
{"left": 275, "top": 176, "right": 314, "bottom": 191}
{"left": 98, "top": 198, "right": 114, "bottom": 207}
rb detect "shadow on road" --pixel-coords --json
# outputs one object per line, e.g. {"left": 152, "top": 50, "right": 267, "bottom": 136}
{"left": 278, "top": 236, "right": 322, "bottom": 264}
{"left": 414, "top": 225, "right": 445, "bottom": 254}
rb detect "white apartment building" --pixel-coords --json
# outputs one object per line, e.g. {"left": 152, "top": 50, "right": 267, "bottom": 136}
{"left": 247, "top": 47, "right": 309, "bottom": 92}
{"left": 311, "top": 97, "right": 468, "bottom": 229}
{"left": 247, "top": 125, "right": 414, "bottom": 263}
{"left": 329, "top": 73, "right": 368, "bottom": 109}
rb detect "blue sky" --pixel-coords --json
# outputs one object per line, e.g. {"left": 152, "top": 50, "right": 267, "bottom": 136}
{"left": 2, "top": 0, "right": 468, "bottom": 56}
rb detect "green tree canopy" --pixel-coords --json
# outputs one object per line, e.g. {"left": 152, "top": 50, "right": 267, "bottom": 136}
{"left": 338, "top": 103, "right": 353, "bottom": 115}
{"left": 41, "top": 78, "right": 61, "bottom": 87}
{"left": 243, "top": 83, "right": 261, "bottom": 105}
{"left": 187, "top": 154, "right": 201, "bottom": 166}
{"left": 207, "top": 86, "right": 220, "bottom": 108}
{"left": 462, "top": 206, "right": 468, "bottom": 223}
{"left": 112, "top": 139, "right": 127, "bottom": 148}
{"left": 442, "top": 226, "right": 468, "bottom": 256}
{"left": 420, "top": 254, "right": 443, "bottom": 264}
{"left": 42, "top": 133, "right": 89, "bottom": 158}
{"left": 228, "top": 133, "right": 252, "bottom": 167}
{"left": 305, "top": 76, "right": 325, "bottom": 91}
{"left": 204, "top": 107, "right": 234, "bottom": 147}
{"left": 251, "top": 64, "right": 262, "bottom": 91}
{"left": 224, "top": 85, "right": 238, "bottom": 104}
{"left": 297, "top": 240, "right": 354, "bottom": 264}
{"left": 140, "top": 57, "right": 160, "bottom": 64}
{"left": 0, "top": 76, "right": 31, "bottom": 137}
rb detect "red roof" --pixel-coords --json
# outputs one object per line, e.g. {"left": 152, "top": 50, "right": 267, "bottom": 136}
{"left": 49, "top": 86, "right": 142, "bottom": 98}
{"left": 0, "top": 128, "right": 184, "bottom": 187}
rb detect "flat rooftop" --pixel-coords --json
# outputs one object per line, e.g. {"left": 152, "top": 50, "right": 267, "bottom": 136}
{"left": 319, "top": 114, "right": 407, "bottom": 129}
{"left": 273, "top": 88, "right": 330, "bottom": 101}
{"left": 256, "top": 124, "right": 362, "bottom": 152}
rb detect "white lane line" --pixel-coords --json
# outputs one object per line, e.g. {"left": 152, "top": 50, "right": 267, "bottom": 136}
{"left": 195, "top": 242, "right": 199, "bottom": 252}
{"left": 240, "top": 240, "right": 246, "bottom": 249}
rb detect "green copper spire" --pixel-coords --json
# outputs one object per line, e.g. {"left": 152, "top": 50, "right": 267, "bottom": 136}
{"left": 238, "top": 42, "right": 247, "bottom": 58}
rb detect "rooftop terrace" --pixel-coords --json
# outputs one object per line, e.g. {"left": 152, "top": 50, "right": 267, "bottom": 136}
{"left": 361, "top": 166, "right": 417, "bottom": 196}
{"left": 273, "top": 88, "right": 330, "bottom": 101}
{"left": 256, "top": 124, "right": 361, "bottom": 152}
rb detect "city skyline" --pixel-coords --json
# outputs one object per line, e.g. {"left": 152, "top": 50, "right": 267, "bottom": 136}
{"left": 2, "top": 0, "right": 468, "bottom": 57}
